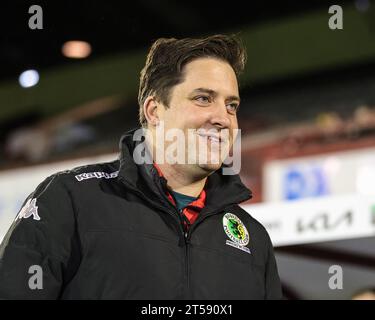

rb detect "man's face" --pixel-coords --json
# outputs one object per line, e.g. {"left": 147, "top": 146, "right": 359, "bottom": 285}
{"left": 155, "top": 57, "right": 240, "bottom": 175}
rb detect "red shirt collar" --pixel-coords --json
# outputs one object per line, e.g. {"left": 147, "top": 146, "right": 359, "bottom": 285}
{"left": 153, "top": 163, "right": 206, "bottom": 210}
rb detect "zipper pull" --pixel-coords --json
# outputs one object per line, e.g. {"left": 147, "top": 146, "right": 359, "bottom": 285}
{"left": 184, "top": 231, "right": 190, "bottom": 245}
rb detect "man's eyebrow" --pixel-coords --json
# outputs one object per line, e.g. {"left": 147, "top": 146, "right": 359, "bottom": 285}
{"left": 191, "top": 88, "right": 240, "bottom": 103}
{"left": 192, "top": 88, "right": 216, "bottom": 96}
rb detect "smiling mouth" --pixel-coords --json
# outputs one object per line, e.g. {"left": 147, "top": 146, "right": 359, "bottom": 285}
{"left": 198, "top": 133, "right": 223, "bottom": 143}
{"left": 196, "top": 128, "right": 232, "bottom": 145}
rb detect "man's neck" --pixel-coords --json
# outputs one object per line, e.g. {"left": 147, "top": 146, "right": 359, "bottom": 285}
{"left": 146, "top": 133, "right": 207, "bottom": 197}
{"left": 156, "top": 163, "right": 207, "bottom": 198}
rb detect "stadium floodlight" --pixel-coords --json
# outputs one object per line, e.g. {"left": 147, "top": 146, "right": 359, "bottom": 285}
{"left": 18, "top": 69, "right": 39, "bottom": 88}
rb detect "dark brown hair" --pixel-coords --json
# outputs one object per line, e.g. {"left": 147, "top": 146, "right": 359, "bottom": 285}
{"left": 138, "top": 34, "right": 247, "bottom": 126}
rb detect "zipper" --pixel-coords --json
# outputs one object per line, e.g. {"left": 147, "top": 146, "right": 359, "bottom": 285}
{"left": 179, "top": 209, "right": 190, "bottom": 296}
{"left": 119, "top": 177, "right": 191, "bottom": 297}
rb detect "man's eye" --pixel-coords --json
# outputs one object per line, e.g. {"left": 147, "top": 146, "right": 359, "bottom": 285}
{"left": 227, "top": 103, "right": 239, "bottom": 113}
{"left": 195, "top": 96, "right": 210, "bottom": 103}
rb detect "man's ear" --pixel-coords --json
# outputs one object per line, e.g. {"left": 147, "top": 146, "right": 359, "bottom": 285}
{"left": 143, "top": 96, "right": 160, "bottom": 127}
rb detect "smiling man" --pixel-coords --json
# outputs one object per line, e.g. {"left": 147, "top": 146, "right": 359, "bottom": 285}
{"left": 0, "top": 35, "right": 282, "bottom": 299}
{"left": 143, "top": 56, "right": 239, "bottom": 192}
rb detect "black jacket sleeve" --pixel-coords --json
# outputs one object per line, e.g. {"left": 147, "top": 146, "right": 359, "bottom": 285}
{"left": 0, "top": 174, "right": 79, "bottom": 299}
{"left": 264, "top": 232, "right": 283, "bottom": 300}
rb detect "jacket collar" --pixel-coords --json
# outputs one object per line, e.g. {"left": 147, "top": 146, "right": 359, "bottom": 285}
{"left": 117, "top": 128, "right": 252, "bottom": 213}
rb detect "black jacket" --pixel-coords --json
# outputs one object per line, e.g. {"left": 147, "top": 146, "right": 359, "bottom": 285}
{"left": 0, "top": 129, "right": 282, "bottom": 299}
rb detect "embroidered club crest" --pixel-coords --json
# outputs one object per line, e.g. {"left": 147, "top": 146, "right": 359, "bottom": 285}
{"left": 223, "top": 213, "right": 250, "bottom": 253}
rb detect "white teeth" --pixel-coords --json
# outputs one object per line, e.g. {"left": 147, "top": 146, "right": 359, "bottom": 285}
{"left": 209, "top": 136, "right": 220, "bottom": 142}
{"left": 197, "top": 133, "right": 221, "bottom": 142}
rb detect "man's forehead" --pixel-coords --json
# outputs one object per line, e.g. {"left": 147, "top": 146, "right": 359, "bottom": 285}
{"left": 180, "top": 61, "right": 239, "bottom": 93}
{"left": 183, "top": 58, "right": 236, "bottom": 77}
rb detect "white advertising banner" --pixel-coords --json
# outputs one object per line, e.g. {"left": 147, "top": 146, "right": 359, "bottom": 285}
{"left": 263, "top": 146, "right": 375, "bottom": 202}
{"left": 242, "top": 194, "right": 375, "bottom": 247}
{"left": 0, "top": 153, "right": 117, "bottom": 242}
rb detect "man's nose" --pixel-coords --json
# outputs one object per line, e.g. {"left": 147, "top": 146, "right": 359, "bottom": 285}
{"left": 209, "top": 102, "right": 231, "bottom": 129}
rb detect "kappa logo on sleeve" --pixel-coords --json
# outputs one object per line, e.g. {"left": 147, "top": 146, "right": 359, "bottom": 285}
{"left": 17, "top": 198, "right": 41, "bottom": 221}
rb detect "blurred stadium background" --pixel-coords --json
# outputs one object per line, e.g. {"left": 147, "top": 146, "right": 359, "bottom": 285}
{"left": 1, "top": 0, "right": 375, "bottom": 299}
